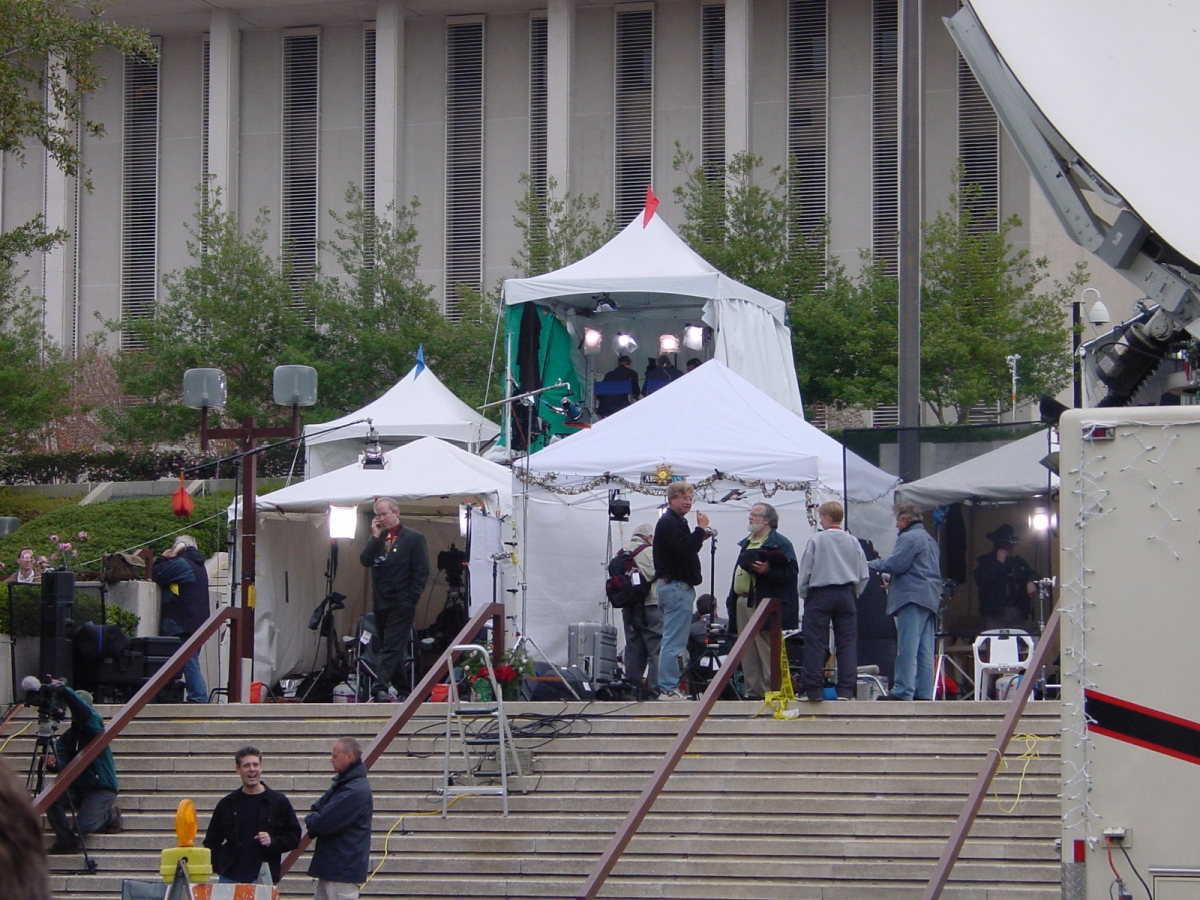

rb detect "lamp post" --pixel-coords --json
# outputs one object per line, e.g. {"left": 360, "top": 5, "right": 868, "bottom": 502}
{"left": 183, "top": 365, "right": 317, "bottom": 701}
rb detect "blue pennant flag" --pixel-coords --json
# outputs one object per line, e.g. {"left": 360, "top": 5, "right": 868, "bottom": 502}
{"left": 415, "top": 345, "right": 426, "bottom": 378}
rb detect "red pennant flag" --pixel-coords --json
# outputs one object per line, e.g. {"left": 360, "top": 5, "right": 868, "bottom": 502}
{"left": 643, "top": 186, "right": 659, "bottom": 227}
{"left": 172, "top": 472, "right": 194, "bottom": 518}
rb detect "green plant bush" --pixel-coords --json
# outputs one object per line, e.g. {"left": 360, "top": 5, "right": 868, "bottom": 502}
{"left": 0, "top": 583, "right": 140, "bottom": 637}
{"left": 0, "top": 488, "right": 83, "bottom": 522}
{"left": 0, "top": 493, "right": 234, "bottom": 574}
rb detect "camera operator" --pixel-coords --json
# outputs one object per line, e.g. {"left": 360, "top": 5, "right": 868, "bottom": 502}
{"left": 45, "top": 686, "right": 121, "bottom": 853}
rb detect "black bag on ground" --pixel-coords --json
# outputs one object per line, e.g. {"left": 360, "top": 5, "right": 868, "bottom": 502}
{"left": 605, "top": 544, "right": 652, "bottom": 609}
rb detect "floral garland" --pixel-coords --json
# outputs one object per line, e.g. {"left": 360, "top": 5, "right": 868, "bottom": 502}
{"left": 515, "top": 468, "right": 814, "bottom": 501}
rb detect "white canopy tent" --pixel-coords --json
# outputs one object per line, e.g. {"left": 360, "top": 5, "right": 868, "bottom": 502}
{"left": 502, "top": 211, "right": 804, "bottom": 416}
{"left": 303, "top": 363, "right": 500, "bottom": 478}
{"left": 898, "top": 429, "right": 1058, "bottom": 509}
{"left": 513, "top": 360, "right": 899, "bottom": 663}
{"left": 242, "top": 437, "right": 513, "bottom": 685}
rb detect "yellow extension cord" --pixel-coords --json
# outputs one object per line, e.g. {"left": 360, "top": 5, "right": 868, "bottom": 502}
{"left": 990, "top": 733, "right": 1054, "bottom": 813}
{"left": 361, "top": 795, "right": 465, "bottom": 887}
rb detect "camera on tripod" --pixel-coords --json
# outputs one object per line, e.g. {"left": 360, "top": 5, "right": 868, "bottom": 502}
{"left": 24, "top": 675, "right": 68, "bottom": 725}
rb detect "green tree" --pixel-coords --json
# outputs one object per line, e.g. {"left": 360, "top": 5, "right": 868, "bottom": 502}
{"left": 105, "top": 193, "right": 314, "bottom": 443}
{"left": 0, "top": 0, "right": 154, "bottom": 260}
{"left": 920, "top": 180, "right": 1081, "bottom": 423}
{"left": 0, "top": 269, "right": 72, "bottom": 451}
{"left": 512, "top": 174, "right": 613, "bottom": 277}
{"left": 311, "top": 184, "right": 498, "bottom": 414}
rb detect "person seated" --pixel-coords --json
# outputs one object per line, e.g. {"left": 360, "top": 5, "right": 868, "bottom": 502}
{"left": 685, "top": 358, "right": 702, "bottom": 373}
{"left": 596, "top": 356, "right": 640, "bottom": 417}
{"left": 644, "top": 355, "right": 683, "bottom": 394}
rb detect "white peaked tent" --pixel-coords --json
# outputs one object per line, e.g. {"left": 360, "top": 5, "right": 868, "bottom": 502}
{"left": 503, "top": 211, "right": 804, "bottom": 415}
{"left": 245, "top": 437, "right": 513, "bottom": 684}
{"left": 304, "top": 363, "right": 500, "bottom": 477}
{"left": 515, "top": 360, "right": 899, "bottom": 663}
{"left": 899, "top": 429, "right": 1058, "bottom": 509}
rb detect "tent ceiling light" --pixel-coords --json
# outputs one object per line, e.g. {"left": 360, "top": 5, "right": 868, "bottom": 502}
{"left": 328, "top": 506, "right": 358, "bottom": 540}
{"left": 361, "top": 423, "right": 386, "bottom": 470}
{"left": 582, "top": 328, "right": 603, "bottom": 354}
{"left": 682, "top": 324, "right": 706, "bottom": 350}
{"left": 613, "top": 333, "right": 638, "bottom": 354}
{"left": 591, "top": 293, "right": 618, "bottom": 314}
{"left": 659, "top": 334, "right": 680, "bottom": 354}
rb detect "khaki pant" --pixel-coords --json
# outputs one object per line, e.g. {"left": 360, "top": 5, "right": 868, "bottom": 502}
{"left": 314, "top": 879, "right": 359, "bottom": 900}
{"left": 735, "top": 594, "right": 772, "bottom": 698}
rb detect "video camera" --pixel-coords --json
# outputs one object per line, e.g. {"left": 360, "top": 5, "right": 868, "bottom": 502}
{"left": 22, "top": 675, "right": 67, "bottom": 724}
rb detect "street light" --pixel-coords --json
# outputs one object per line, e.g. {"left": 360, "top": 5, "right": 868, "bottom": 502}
{"left": 183, "top": 364, "right": 317, "bottom": 701}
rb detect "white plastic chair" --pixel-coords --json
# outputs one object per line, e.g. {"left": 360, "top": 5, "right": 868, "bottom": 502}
{"left": 972, "top": 629, "right": 1035, "bottom": 700}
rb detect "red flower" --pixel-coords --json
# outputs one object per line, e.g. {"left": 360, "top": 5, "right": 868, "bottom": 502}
{"left": 494, "top": 664, "right": 518, "bottom": 685}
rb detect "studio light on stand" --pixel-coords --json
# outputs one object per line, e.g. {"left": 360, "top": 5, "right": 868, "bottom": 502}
{"left": 328, "top": 506, "right": 359, "bottom": 540}
{"left": 682, "top": 324, "right": 707, "bottom": 351}
{"left": 361, "top": 422, "right": 386, "bottom": 470}
{"left": 608, "top": 490, "right": 631, "bottom": 522}
{"left": 659, "top": 333, "right": 680, "bottom": 354}
{"left": 1029, "top": 507, "right": 1056, "bottom": 533}
{"left": 612, "top": 333, "right": 638, "bottom": 355}
{"left": 582, "top": 328, "right": 603, "bottom": 355}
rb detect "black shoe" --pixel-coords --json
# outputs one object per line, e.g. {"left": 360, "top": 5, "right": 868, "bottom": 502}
{"left": 877, "top": 692, "right": 908, "bottom": 701}
{"left": 48, "top": 840, "right": 81, "bottom": 854}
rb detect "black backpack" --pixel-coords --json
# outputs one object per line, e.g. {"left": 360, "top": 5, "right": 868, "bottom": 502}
{"left": 605, "top": 543, "right": 652, "bottom": 609}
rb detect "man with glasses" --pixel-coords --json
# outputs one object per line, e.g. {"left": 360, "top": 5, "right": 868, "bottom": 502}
{"left": 653, "top": 482, "right": 712, "bottom": 700}
{"left": 728, "top": 503, "right": 799, "bottom": 699}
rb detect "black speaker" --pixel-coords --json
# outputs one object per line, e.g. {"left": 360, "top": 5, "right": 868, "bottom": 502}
{"left": 40, "top": 570, "right": 75, "bottom": 684}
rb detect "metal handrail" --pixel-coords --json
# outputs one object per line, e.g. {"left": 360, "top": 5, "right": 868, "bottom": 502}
{"left": 576, "top": 598, "right": 782, "bottom": 900}
{"left": 921, "top": 609, "right": 1062, "bottom": 900}
{"left": 32, "top": 605, "right": 243, "bottom": 815}
{"left": 280, "top": 601, "right": 507, "bottom": 878}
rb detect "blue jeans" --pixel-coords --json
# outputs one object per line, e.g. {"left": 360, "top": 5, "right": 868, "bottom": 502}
{"left": 161, "top": 617, "right": 208, "bottom": 703}
{"left": 892, "top": 603, "right": 935, "bottom": 700}
{"left": 656, "top": 581, "right": 695, "bottom": 695}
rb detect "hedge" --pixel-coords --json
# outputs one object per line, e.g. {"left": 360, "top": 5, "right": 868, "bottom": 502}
{"left": 0, "top": 444, "right": 304, "bottom": 485}
{"left": 1, "top": 583, "right": 140, "bottom": 637}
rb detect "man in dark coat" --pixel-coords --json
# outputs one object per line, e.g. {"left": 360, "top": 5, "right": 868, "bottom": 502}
{"left": 152, "top": 535, "right": 211, "bottom": 703}
{"left": 974, "top": 523, "right": 1037, "bottom": 630}
{"left": 306, "top": 737, "right": 373, "bottom": 899}
{"left": 653, "top": 481, "right": 712, "bottom": 700}
{"left": 360, "top": 497, "right": 429, "bottom": 702}
{"left": 204, "top": 746, "right": 300, "bottom": 884}
{"left": 725, "top": 502, "right": 799, "bottom": 699}
{"left": 596, "top": 356, "right": 640, "bottom": 417}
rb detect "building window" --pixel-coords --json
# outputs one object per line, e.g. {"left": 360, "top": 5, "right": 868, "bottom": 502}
{"left": 529, "top": 14, "right": 548, "bottom": 199}
{"left": 445, "top": 18, "right": 485, "bottom": 319}
{"left": 282, "top": 29, "right": 320, "bottom": 303}
{"left": 700, "top": 4, "right": 724, "bottom": 179}
{"left": 363, "top": 26, "right": 377, "bottom": 267}
{"left": 872, "top": 0, "right": 898, "bottom": 274}
{"left": 788, "top": 0, "right": 828, "bottom": 241}
{"left": 121, "top": 47, "right": 160, "bottom": 351}
{"left": 958, "top": 52, "right": 999, "bottom": 233}
{"left": 614, "top": 6, "right": 653, "bottom": 224}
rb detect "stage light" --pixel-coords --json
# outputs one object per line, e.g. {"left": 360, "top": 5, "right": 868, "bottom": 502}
{"left": 608, "top": 490, "right": 631, "bottom": 522}
{"left": 458, "top": 504, "right": 469, "bottom": 537}
{"left": 582, "top": 328, "right": 603, "bottom": 354}
{"left": 613, "top": 333, "right": 638, "bottom": 354}
{"left": 328, "top": 506, "right": 358, "bottom": 540}
{"left": 1029, "top": 508, "right": 1056, "bottom": 532}
{"left": 682, "top": 324, "right": 706, "bottom": 350}
{"left": 591, "top": 293, "right": 618, "bottom": 314}
{"left": 659, "top": 333, "right": 680, "bottom": 354}
{"left": 361, "top": 423, "right": 386, "bottom": 470}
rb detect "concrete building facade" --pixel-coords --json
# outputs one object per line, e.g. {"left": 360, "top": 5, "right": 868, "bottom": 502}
{"left": 1, "top": 0, "right": 1140, "bottom": 417}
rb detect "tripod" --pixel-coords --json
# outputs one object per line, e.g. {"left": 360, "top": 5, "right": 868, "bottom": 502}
{"left": 932, "top": 580, "right": 972, "bottom": 700}
{"left": 510, "top": 620, "right": 582, "bottom": 701}
{"left": 686, "top": 621, "right": 741, "bottom": 700}
{"left": 28, "top": 716, "right": 97, "bottom": 874}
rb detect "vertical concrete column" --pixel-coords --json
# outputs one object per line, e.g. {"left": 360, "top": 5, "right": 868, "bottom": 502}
{"left": 208, "top": 9, "right": 241, "bottom": 210}
{"left": 375, "top": 0, "right": 404, "bottom": 221}
{"left": 725, "top": 0, "right": 751, "bottom": 161}
{"left": 43, "top": 53, "right": 76, "bottom": 351}
{"left": 546, "top": 0, "right": 574, "bottom": 194}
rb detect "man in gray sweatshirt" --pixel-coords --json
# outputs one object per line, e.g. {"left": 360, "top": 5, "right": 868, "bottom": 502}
{"left": 797, "top": 501, "right": 869, "bottom": 702}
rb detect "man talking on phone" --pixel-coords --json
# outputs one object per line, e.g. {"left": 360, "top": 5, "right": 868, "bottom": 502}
{"left": 359, "top": 497, "right": 429, "bottom": 702}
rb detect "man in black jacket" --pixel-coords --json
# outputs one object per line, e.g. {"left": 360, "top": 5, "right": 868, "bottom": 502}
{"left": 204, "top": 746, "right": 300, "bottom": 884}
{"left": 360, "top": 498, "right": 429, "bottom": 702}
{"left": 151, "top": 535, "right": 211, "bottom": 703}
{"left": 306, "top": 738, "right": 373, "bottom": 900}
{"left": 726, "top": 502, "right": 799, "bottom": 699}
{"left": 653, "top": 481, "right": 712, "bottom": 700}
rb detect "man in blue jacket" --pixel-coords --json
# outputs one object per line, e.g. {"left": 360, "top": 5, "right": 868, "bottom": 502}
{"left": 306, "top": 737, "right": 373, "bottom": 900}
{"left": 151, "top": 535, "right": 210, "bottom": 703}
{"left": 868, "top": 503, "right": 942, "bottom": 701}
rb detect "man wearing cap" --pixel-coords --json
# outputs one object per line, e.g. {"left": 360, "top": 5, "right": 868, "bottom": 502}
{"left": 46, "top": 686, "right": 121, "bottom": 853}
{"left": 974, "top": 523, "right": 1038, "bottom": 631}
{"left": 152, "top": 535, "right": 211, "bottom": 703}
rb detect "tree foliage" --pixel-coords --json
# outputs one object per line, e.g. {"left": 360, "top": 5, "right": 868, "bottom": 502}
{"left": 920, "top": 179, "right": 1080, "bottom": 423}
{"left": 105, "top": 193, "right": 314, "bottom": 443}
{"left": 512, "top": 174, "right": 613, "bottom": 277}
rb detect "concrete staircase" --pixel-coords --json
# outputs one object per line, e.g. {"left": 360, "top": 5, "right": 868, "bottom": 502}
{"left": 1, "top": 699, "right": 1061, "bottom": 900}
